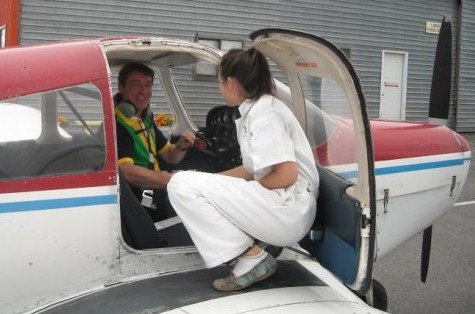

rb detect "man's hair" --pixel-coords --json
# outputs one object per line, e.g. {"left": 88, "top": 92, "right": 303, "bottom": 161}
{"left": 118, "top": 62, "right": 155, "bottom": 86}
{"left": 219, "top": 48, "right": 274, "bottom": 100}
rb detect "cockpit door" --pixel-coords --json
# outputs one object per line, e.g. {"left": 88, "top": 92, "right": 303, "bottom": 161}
{"left": 251, "top": 29, "right": 376, "bottom": 294}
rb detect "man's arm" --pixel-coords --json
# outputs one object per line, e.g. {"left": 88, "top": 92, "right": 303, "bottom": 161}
{"left": 119, "top": 162, "right": 172, "bottom": 189}
{"left": 159, "top": 130, "right": 196, "bottom": 164}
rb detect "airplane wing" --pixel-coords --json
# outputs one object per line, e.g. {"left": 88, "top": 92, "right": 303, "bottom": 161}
{"left": 41, "top": 259, "right": 385, "bottom": 314}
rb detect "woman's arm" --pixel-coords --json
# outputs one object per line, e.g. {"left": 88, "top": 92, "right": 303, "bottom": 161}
{"left": 220, "top": 162, "right": 298, "bottom": 189}
{"left": 258, "top": 161, "right": 298, "bottom": 190}
{"left": 220, "top": 165, "right": 254, "bottom": 180}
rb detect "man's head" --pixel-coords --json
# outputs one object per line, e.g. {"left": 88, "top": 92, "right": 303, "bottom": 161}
{"left": 118, "top": 62, "right": 155, "bottom": 117}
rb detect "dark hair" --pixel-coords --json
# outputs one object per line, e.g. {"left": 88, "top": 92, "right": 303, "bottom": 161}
{"left": 219, "top": 48, "right": 274, "bottom": 100}
{"left": 118, "top": 62, "right": 155, "bottom": 86}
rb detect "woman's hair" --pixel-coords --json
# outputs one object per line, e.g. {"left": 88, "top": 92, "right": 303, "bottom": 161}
{"left": 219, "top": 48, "right": 274, "bottom": 100}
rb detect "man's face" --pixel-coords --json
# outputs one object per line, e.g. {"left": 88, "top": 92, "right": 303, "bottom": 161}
{"left": 118, "top": 71, "right": 153, "bottom": 116}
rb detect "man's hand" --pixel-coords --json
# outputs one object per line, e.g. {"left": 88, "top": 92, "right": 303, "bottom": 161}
{"left": 175, "top": 130, "right": 196, "bottom": 151}
{"left": 160, "top": 130, "right": 196, "bottom": 164}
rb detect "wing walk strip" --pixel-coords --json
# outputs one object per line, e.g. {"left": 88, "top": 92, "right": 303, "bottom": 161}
{"left": 0, "top": 194, "right": 117, "bottom": 214}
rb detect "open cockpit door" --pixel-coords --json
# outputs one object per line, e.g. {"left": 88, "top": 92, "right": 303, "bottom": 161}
{"left": 251, "top": 29, "right": 376, "bottom": 294}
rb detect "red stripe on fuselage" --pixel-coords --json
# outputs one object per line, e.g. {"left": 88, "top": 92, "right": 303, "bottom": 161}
{"left": 314, "top": 118, "right": 470, "bottom": 166}
{"left": 0, "top": 170, "right": 116, "bottom": 194}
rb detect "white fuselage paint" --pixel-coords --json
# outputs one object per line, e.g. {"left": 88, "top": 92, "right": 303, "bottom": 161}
{"left": 329, "top": 151, "right": 471, "bottom": 259}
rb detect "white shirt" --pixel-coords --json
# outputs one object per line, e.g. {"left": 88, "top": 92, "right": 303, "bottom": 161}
{"left": 235, "top": 94, "right": 319, "bottom": 188}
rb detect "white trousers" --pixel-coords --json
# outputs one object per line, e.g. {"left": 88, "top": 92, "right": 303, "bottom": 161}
{"left": 167, "top": 171, "right": 317, "bottom": 268}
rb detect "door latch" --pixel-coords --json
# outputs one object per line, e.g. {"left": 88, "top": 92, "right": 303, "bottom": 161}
{"left": 383, "top": 189, "right": 389, "bottom": 213}
{"left": 450, "top": 176, "right": 457, "bottom": 197}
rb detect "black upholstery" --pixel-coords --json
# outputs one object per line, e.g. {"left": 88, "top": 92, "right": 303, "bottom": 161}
{"left": 119, "top": 171, "right": 168, "bottom": 249}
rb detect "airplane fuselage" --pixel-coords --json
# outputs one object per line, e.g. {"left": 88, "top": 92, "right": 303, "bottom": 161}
{"left": 0, "top": 28, "right": 469, "bottom": 313}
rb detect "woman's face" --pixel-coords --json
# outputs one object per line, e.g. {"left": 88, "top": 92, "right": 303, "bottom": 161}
{"left": 218, "top": 74, "right": 244, "bottom": 107}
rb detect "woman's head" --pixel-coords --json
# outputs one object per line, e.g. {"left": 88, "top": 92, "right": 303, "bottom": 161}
{"left": 218, "top": 48, "right": 274, "bottom": 104}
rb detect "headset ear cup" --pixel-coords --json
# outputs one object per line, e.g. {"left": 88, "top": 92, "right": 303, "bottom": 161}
{"left": 117, "top": 101, "right": 136, "bottom": 118}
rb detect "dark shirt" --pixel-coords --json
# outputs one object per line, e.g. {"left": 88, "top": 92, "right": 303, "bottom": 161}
{"left": 116, "top": 113, "right": 169, "bottom": 200}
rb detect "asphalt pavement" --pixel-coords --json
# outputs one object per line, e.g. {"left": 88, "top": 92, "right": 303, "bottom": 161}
{"left": 373, "top": 133, "right": 475, "bottom": 314}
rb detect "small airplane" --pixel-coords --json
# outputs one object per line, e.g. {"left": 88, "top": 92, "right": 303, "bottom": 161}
{"left": 0, "top": 16, "right": 470, "bottom": 314}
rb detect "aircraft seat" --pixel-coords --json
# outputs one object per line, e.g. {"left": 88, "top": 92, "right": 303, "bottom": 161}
{"left": 119, "top": 171, "right": 168, "bottom": 249}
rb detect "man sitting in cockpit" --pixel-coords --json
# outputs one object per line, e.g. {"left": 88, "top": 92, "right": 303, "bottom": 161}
{"left": 114, "top": 62, "right": 195, "bottom": 221}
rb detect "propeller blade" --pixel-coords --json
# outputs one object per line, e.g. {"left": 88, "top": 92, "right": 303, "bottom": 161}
{"left": 421, "top": 226, "right": 433, "bottom": 283}
{"left": 428, "top": 16, "right": 452, "bottom": 125}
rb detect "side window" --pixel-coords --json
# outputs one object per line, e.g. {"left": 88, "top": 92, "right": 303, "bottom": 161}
{"left": 0, "top": 83, "right": 106, "bottom": 180}
{"left": 173, "top": 62, "right": 223, "bottom": 128}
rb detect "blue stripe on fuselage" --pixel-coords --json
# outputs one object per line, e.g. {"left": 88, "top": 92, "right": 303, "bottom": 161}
{"left": 337, "top": 157, "right": 470, "bottom": 180}
{"left": 0, "top": 157, "right": 470, "bottom": 213}
{"left": 0, "top": 194, "right": 117, "bottom": 214}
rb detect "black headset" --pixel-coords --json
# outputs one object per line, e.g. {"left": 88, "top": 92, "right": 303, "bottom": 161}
{"left": 114, "top": 93, "right": 151, "bottom": 119}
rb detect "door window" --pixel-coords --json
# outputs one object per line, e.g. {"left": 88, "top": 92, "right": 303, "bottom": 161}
{"left": 0, "top": 83, "right": 106, "bottom": 180}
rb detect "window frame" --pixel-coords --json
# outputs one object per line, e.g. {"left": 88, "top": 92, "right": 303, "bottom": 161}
{"left": 193, "top": 34, "right": 244, "bottom": 81}
{"left": 1, "top": 25, "right": 6, "bottom": 48}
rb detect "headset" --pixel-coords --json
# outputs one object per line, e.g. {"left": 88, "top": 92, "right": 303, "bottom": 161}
{"left": 114, "top": 93, "right": 151, "bottom": 119}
